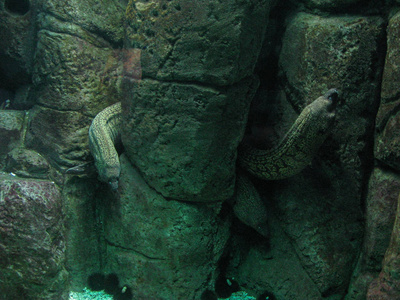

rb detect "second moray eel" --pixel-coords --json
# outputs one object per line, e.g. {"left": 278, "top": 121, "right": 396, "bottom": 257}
{"left": 88, "top": 102, "right": 122, "bottom": 190}
{"left": 238, "top": 88, "right": 339, "bottom": 181}
{"left": 88, "top": 89, "right": 338, "bottom": 192}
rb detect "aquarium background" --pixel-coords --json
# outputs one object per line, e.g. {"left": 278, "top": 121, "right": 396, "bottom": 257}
{"left": 0, "top": 0, "right": 399, "bottom": 299}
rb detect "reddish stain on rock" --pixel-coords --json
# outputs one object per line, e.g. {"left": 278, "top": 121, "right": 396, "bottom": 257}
{"left": 0, "top": 174, "right": 68, "bottom": 299}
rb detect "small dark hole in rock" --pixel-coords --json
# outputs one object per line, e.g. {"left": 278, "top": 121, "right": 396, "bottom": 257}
{"left": 5, "top": 0, "right": 30, "bottom": 15}
{"left": 87, "top": 273, "right": 105, "bottom": 291}
{"left": 104, "top": 273, "right": 120, "bottom": 295}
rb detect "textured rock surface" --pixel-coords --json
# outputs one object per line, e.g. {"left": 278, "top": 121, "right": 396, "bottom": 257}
{"left": 103, "top": 155, "right": 230, "bottom": 299}
{"left": 26, "top": 106, "right": 92, "bottom": 170}
{"left": 367, "top": 193, "right": 400, "bottom": 299}
{"left": 0, "top": 0, "right": 34, "bottom": 90}
{"left": 121, "top": 0, "right": 273, "bottom": 202}
{"left": 122, "top": 77, "right": 258, "bottom": 201}
{"left": 36, "top": 0, "right": 125, "bottom": 46}
{"left": 0, "top": 174, "right": 68, "bottom": 299}
{"left": 375, "top": 11, "right": 400, "bottom": 171}
{"left": 20, "top": 0, "right": 127, "bottom": 173}
{"left": 272, "top": 170, "right": 363, "bottom": 297}
{"left": 63, "top": 176, "right": 102, "bottom": 291}
{"left": 238, "top": 12, "right": 385, "bottom": 298}
{"left": 125, "top": 0, "right": 271, "bottom": 85}
{"left": 230, "top": 213, "right": 324, "bottom": 299}
{"left": 301, "top": 0, "right": 365, "bottom": 10}
{"left": 4, "top": 147, "right": 50, "bottom": 179}
{"left": 361, "top": 11, "right": 400, "bottom": 299}
{"left": 0, "top": 110, "right": 25, "bottom": 159}
{"left": 345, "top": 168, "right": 400, "bottom": 300}
{"left": 31, "top": 29, "right": 120, "bottom": 115}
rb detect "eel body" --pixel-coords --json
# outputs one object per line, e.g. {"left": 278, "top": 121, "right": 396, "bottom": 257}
{"left": 88, "top": 89, "right": 338, "bottom": 200}
{"left": 234, "top": 172, "right": 269, "bottom": 237}
{"left": 88, "top": 102, "right": 122, "bottom": 190}
{"left": 238, "top": 89, "right": 339, "bottom": 180}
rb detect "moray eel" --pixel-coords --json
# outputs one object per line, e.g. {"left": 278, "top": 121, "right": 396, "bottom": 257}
{"left": 88, "top": 102, "right": 122, "bottom": 190}
{"left": 238, "top": 88, "right": 339, "bottom": 180}
{"left": 233, "top": 89, "right": 338, "bottom": 235}
{"left": 234, "top": 172, "right": 269, "bottom": 237}
{"left": 88, "top": 89, "right": 338, "bottom": 197}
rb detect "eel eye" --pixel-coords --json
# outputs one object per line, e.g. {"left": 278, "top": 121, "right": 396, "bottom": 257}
{"left": 325, "top": 88, "right": 339, "bottom": 102}
{"left": 109, "top": 179, "right": 119, "bottom": 190}
{"left": 324, "top": 88, "right": 339, "bottom": 112}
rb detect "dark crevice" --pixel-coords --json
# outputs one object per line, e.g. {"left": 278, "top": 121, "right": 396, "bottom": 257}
{"left": 105, "top": 239, "right": 166, "bottom": 261}
{"left": 5, "top": 0, "right": 30, "bottom": 16}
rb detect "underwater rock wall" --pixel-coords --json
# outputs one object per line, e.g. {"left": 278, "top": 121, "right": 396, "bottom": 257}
{"left": 0, "top": 174, "right": 68, "bottom": 299}
{"left": 228, "top": 2, "right": 386, "bottom": 298}
{"left": 1, "top": 0, "right": 400, "bottom": 299}
{"left": 365, "top": 10, "right": 400, "bottom": 299}
{"left": 103, "top": 155, "right": 230, "bottom": 299}
{"left": 121, "top": 0, "right": 272, "bottom": 202}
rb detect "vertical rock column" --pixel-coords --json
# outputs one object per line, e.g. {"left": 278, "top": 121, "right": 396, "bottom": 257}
{"left": 271, "top": 12, "right": 383, "bottom": 298}
{"left": 121, "top": 0, "right": 271, "bottom": 202}
{"left": 103, "top": 0, "right": 272, "bottom": 298}
{"left": 366, "top": 10, "right": 400, "bottom": 299}
{"left": 0, "top": 174, "right": 68, "bottom": 299}
{"left": 24, "top": 0, "right": 127, "bottom": 290}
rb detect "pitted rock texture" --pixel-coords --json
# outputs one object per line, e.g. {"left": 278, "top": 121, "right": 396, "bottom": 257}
{"left": 230, "top": 213, "right": 324, "bottom": 299}
{"left": 36, "top": 0, "right": 126, "bottom": 45}
{"left": 235, "top": 12, "right": 384, "bottom": 298}
{"left": 26, "top": 106, "right": 92, "bottom": 170}
{"left": 271, "top": 172, "right": 363, "bottom": 296}
{"left": 121, "top": 77, "right": 258, "bottom": 201}
{"left": 23, "top": 1, "right": 127, "bottom": 171}
{"left": 62, "top": 176, "right": 102, "bottom": 291}
{"left": 125, "top": 0, "right": 272, "bottom": 85}
{"left": 280, "top": 13, "right": 384, "bottom": 113}
{"left": 0, "top": 174, "right": 68, "bottom": 299}
{"left": 346, "top": 167, "right": 400, "bottom": 300}
{"left": 367, "top": 193, "right": 400, "bottom": 299}
{"left": 301, "top": 0, "right": 365, "bottom": 10}
{"left": 31, "top": 30, "right": 120, "bottom": 115}
{"left": 0, "top": 1, "right": 33, "bottom": 90}
{"left": 121, "top": 0, "right": 273, "bottom": 201}
{"left": 363, "top": 168, "right": 400, "bottom": 270}
{"left": 103, "top": 155, "right": 230, "bottom": 299}
{"left": 375, "top": 11, "right": 400, "bottom": 171}
{"left": 5, "top": 147, "right": 50, "bottom": 179}
{"left": 0, "top": 110, "right": 25, "bottom": 159}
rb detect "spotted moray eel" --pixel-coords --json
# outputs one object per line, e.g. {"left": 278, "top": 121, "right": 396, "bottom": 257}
{"left": 238, "top": 89, "right": 338, "bottom": 180}
{"left": 88, "top": 102, "right": 122, "bottom": 190}
{"left": 88, "top": 89, "right": 339, "bottom": 197}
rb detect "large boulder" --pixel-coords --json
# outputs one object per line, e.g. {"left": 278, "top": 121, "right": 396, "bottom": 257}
{"left": 0, "top": 173, "right": 68, "bottom": 299}
{"left": 121, "top": 77, "right": 258, "bottom": 202}
{"left": 24, "top": 0, "right": 127, "bottom": 170}
{"left": 0, "top": 110, "right": 25, "bottom": 160}
{"left": 300, "top": 0, "right": 367, "bottom": 11}
{"left": 345, "top": 168, "right": 400, "bottom": 300}
{"left": 375, "top": 10, "right": 400, "bottom": 171}
{"left": 0, "top": 0, "right": 33, "bottom": 90}
{"left": 122, "top": 0, "right": 273, "bottom": 201}
{"left": 367, "top": 193, "right": 400, "bottom": 299}
{"left": 235, "top": 12, "right": 385, "bottom": 298}
{"left": 125, "top": 0, "right": 272, "bottom": 85}
{"left": 362, "top": 10, "right": 400, "bottom": 300}
{"left": 103, "top": 155, "right": 230, "bottom": 299}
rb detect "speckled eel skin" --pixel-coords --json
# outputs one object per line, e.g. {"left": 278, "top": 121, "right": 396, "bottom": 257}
{"left": 88, "top": 102, "right": 122, "bottom": 190}
{"left": 232, "top": 89, "right": 338, "bottom": 236}
{"left": 88, "top": 89, "right": 338, "bottom": 193}
{"left": 238, "top": 88, "right": 339, "bottom": 180}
